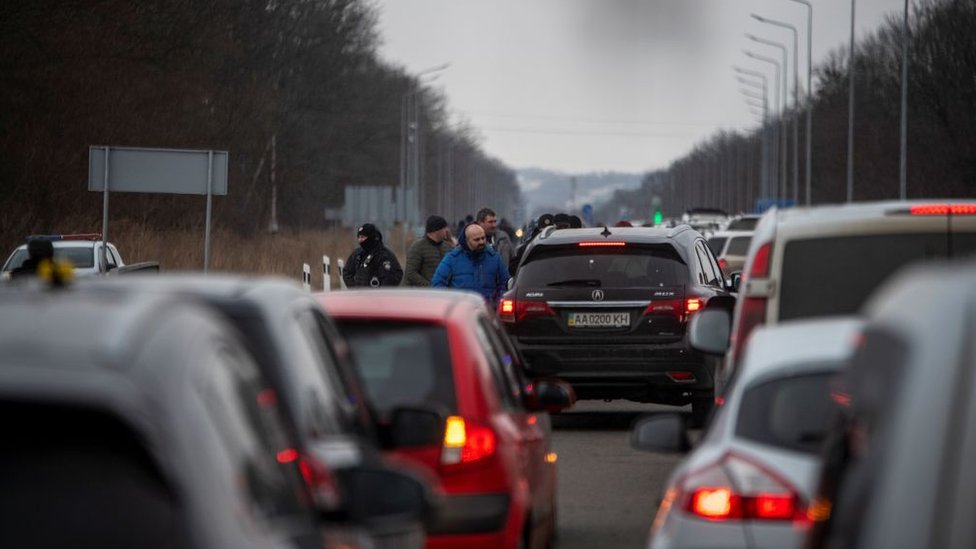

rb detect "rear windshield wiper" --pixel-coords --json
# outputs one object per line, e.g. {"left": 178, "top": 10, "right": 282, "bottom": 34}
{"left": 546, "top": 278, "right": 602, "bottom": 287}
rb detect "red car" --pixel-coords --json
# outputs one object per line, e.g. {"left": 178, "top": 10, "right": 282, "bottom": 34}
{"left": 317, "top": 289, "right": 574, "bottom": 549}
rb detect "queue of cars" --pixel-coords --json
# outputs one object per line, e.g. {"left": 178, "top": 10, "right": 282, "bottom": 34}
{"left": 631, "top": 200, "right": 976, "bottom": 549}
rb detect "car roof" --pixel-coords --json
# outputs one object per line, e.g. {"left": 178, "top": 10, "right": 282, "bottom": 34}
{"left": 318, "top": 288, "right": 487, "bottom": 321}
{"left": 529, "top": 225, "right": 701, "bottom": 246}
{"left": 79, "top": 272, "right": 307, "bottom": 303}
{"left": 707, "top": 230, "right": 753, "bottom": 239}
{"left": 737, "top": 317, "right": 863, "bottom": 387}
{"left": 10, "top": 240, "right": 101, "bottom": 251}
{"left": 764, "top": 199, "right": 976, "bottom": 231}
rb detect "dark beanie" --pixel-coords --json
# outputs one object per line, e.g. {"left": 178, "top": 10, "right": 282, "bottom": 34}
{"left": 357, "top": 223, "right": 380, "bottom": 240}
{"left": 425, "top": 215, "right": 448, "bottom": 234}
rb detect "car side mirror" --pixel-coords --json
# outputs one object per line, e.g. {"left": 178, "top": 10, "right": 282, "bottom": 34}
{"left": 333, "top": 465, "right": 431, "bottom": 526}
{"left": 526, "top": 379, "right": 575, "bottom": 413}
{"left": 507, "top": 277, "right": 515, "bottom": 291}
{"left": 386, "top": 406, "right": 444, "bottom": 449}
{"left": 688, "top": 308, "right": 731, "bottom": 355}
{"left": 630, "top": 413, "right": 690, "bottom": 453}
{"left": 729, "top": 272, "right": 742, "bottom": 292}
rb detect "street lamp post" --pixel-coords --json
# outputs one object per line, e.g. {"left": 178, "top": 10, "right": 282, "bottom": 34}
{"left": 746, "top": 34, "right": 789, "bottom": 204}
{"left": 752, "top": 15, "right": 799, "bottom": 205}
{"left": 744, "top": 51, "right": 782, "bottom": 203}
{"left": 786, "top": 0, "right": 813, "bottom": 205}
{"left": 900, "top": 0, "right": 910, "bottom": 199}
{"left": 735, "top": 67, "right": 770, "bottom": 203}
{"left": 400, "top": 63, "right": 449, "bottom": 224}
{"left": 847, "top": 0, "right": 856, "bottom": 203}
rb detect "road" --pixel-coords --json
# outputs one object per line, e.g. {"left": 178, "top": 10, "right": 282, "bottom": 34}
{"left": 551, "top": 400, "right": 688, "bottom": 549}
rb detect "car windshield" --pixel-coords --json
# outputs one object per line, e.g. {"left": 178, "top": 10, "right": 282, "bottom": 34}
{"left": 335, "top": 320, "right": 457, "bottom": 416}
{"left": 4, "top": 246, "right": 95, "bottom": 270}
{"left": 779, "top": 233, "right": 976, "bottom": 320}
{"left": 727, "top": 218, "right": 759, "bottom": 231}
{"left": 518, "top": 245, "right": 689, "bottom": 289}
{"left": 725, "top": 236, "right": 752, "bottom": 256}
{"left": 736, "top": 370, "right": 841, "bottom": 454}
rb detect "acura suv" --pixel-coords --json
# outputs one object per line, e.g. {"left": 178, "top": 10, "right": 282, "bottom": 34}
{"left": 499, "top": 225, "right": 735, "bottom": 424}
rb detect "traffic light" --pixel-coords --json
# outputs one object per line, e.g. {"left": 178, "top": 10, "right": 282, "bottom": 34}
{"left": 653, "top": 210, "right": 663, "bottom": 226}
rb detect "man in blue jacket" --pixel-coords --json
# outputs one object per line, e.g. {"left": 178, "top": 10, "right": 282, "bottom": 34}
{"left": 432, "top": 223, "right": 509, "bottom": 304}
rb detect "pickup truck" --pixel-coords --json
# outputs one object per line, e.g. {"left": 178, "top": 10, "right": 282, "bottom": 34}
{"left": 1, "top": 234, "right": 159, "bottom": 277}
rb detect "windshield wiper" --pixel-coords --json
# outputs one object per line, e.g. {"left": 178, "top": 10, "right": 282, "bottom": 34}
{"left": 546, "top": 278, "right": 601, "bottom": 287}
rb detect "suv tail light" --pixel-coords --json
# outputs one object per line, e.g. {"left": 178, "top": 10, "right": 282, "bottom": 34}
{"left": 679, "top": 452, "right": 803, "bottom": 522}
{"left": 441, "top": 416, "right": 497, "bottom": 466}
{"left": 909, "top": 203, "right": 976, "bottom": 215}
{"left": 643, "top": 298, "right": 702, "bottom": 322}
{"left": 498, "top": 298, "right": 555, "bottom": 323}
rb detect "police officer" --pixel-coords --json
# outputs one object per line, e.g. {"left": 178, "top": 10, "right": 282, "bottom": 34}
{"left": 343, "top": 223, "right": 403, "bottom": 288}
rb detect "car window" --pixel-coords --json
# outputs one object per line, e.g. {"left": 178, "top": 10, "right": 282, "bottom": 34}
{"left": 474, "top": 318, "right": 522, "bottom": 411}
{"left": 2, "top": 402, "right": 191, "bottom": 548}
{"left": 518, "top": 244, "right": 689, "bottom": 289}
{"left": 706, "top": 237, "right": 727, "bottom": 256}
{"left": 337, "top": 320, "right": 457, "bottom": 417}
{"left": 4, "top": 247, "right": 96, "bottom": 269}
{"left": 735, "top": 370, "right": 841, "bottom": 454}
{"left": 727, "top": 218, "right": 759, "bottom": 231}
{"left": 197, "top": 343, "right": 305, "bottom": 522}
{"left": 726, "top": 236, "right": 752, "bottom": 256}
{"left": 695, "top": 241, "right": 722, "bottom": 286}
{"left": 779, "top": 233, "right": 975, "bottom": 320}
{"left": 292, "top": 309, "right": 354, "bottom": 437}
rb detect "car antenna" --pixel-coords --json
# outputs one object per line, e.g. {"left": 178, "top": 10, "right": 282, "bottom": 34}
{"left": 601, "top": 226, "right": 612, "bottom": 238}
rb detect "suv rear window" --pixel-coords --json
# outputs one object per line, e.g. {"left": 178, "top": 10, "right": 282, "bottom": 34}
{"left": 336, "top": 320, "right": 457, "bottom": 416}
{"left": 706, "top": 237, "right": 727, "bottom": 256}
{"left": 736, "top": 370, "right": 840, "bottom": 454}
{"left": 725, "top": 236, "right": 752, "bottom": 256}
{"left": 518, "top": 244, "right": 689, "bottom": 288}
{"left": 779, "top": 233, "right": 976, "bottom": 320}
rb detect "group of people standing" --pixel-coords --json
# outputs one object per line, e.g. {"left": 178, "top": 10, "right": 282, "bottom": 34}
{"left": 341, "top": 207, "right": 513, "bottom": 304}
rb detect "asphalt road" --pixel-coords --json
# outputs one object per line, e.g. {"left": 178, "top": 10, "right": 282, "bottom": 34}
{"left": 551, "top": 400, "right": 688, "bottom": 549}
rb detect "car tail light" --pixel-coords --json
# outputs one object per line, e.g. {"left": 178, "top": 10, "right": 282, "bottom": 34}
{"left": 718, "top": 258, "right": 729, "bottom": 272}
{"left": 278, "top": 449, "right": 341, "bottom": 510}
{"left": 729, "top": 241, "right": 772, "bottom": 364}
{"left": 667, "top": 371, "right": 696, "bottom": 382}
{"left": 643, "top": 298, "right": 702, "bottom": 322}
{"left": 680, "top": 452, "right": 803, "bottom": 522}
{"left": 441, "top": 416, "right": 497, "bottom": 466}
{"left": 498, "top": 298, "right": 516, "bottom": 322}
{"left": 909, "top": 203, "right": 976, "bottom": 215}
{"left": 748, "top": 242, "right": 772, "bottom": 279}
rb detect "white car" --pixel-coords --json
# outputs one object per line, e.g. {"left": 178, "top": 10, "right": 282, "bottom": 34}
{"left": 632, "top": 317, "right": 861, "bottom": 549}
{"left": 705, "top": 230, "right": 753, "bottom": 277}
{"left": 2, "top": 234, "right": 125, "bottom": 277}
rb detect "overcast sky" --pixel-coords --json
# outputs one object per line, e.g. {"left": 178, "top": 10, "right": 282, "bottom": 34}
{"left": 373, "top": 0, "right": 908, "bottom": 174}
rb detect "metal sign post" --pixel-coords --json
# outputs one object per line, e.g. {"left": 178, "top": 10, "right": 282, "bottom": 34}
{"left": 101, "top": 146, "right": 110, "bottom": 272}
{"left": 89, "top": 146, "right": 229, "bottom": 272}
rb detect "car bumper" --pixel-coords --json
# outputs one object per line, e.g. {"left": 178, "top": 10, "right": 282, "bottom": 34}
{"left": 515, "top": 341, "right": 714, "bottom": 402}
{"left": 427, "top": 493, "right": 510, "bottom": 536}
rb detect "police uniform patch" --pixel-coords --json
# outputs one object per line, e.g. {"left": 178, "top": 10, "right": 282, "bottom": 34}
{"left": 383, "top": 260, "right": 392, "bottom": 271}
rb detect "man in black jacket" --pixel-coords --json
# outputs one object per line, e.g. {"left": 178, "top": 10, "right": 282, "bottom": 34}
{"left": 343, "top": 223, "right": 403, "bottom": 288}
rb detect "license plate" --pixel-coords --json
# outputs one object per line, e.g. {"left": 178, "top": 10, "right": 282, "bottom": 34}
{"left": 567, "top": 312, "right": 630, "bottom": 328}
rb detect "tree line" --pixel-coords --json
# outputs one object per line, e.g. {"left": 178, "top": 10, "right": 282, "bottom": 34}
{"left": 0, "top": 0, "right": 520, "bottom": 244}
{"left": 598, "top": 0, "right": 975, "bottom": 221}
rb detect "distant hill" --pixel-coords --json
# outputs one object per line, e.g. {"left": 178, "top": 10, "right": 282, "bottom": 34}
{"left": 516, "top": 168, "right": 643, "bottom": 221}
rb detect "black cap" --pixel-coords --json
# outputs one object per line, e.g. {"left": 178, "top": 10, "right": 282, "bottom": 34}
{"left": 357, "top": 223, "right": 380, "bottom": 240}
{"left": 425, "top": 215, "right": 448, "bottom": 234}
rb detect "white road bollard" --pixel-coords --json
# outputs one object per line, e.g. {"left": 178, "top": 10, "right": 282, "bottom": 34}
{"left": 322, "top": 255, "right": 331, "bottom": 292}
{"left": 302, "top": 263, "right": 311, "bottom": 292}
{"left": 337, "top": 259, "right": 347, "bottom": 289}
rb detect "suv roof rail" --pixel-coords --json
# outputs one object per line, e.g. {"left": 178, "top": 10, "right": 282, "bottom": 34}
{"left": 667, "top": 224, "right": 693, "bottom": 238}
{"left": 537, "top": 225, "right": 558, "bottom": 240}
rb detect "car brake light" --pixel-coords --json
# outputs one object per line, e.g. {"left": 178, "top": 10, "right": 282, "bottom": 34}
{"left": 578, "top": 241, "right": 626, "bottom": 247}
{"left": 748, "top": 242, "right": 772, "bottom": 278}
{"left": 279, "top": 449, "right": 341, "bottom": 510}
{"left": 680, "top": 452, "right": 802, "bottom": 522}
{"left": 498, "top": 299, "right": 516, "bottom": 322}
{"left": 686, "top": 298, "right": 702, "bottom": 313}
{"left": 643, "top": 298, "right": 699, "bottom": 323}
{"left": 730, "top": 297, "right": 767, "bottom": 365}
{"left": 667, "top": 371, "right": 696, "bottom": 382}
{"left": 718, "top": 258, "right": 729, "bottom": 272}
{"left": 442, "top": 416, "right": 497, "bottom": 466}
{"left": 909, "top": 203, "right": 976, "bottom": 215}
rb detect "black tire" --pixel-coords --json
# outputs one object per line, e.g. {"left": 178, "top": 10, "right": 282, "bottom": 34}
{"left": 690, "top": 396, "right": 714, "bottom": 428}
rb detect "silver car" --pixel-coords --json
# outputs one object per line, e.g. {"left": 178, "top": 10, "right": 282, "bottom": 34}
{"left": 632, "top": 317, "right": 861, "bottom": 549}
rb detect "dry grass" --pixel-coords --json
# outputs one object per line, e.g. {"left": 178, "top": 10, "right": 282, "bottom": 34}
{"left": 102, "top": 221, "right": 416, "bottom": 290}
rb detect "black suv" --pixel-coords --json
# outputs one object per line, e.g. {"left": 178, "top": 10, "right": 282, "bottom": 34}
{"left": 498, "top": 225, "right": 734, "bottom": 423}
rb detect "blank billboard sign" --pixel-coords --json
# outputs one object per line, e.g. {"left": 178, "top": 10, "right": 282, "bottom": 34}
{"left": 88, "top": 146, "right": 228, "bottom": 195}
